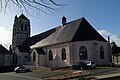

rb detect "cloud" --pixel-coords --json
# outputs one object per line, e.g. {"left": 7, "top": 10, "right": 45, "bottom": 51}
{"left": 0, "top": 26, "right": 12, "bottom": 49}
{"left": 98, "top": 30, "right": 120, "bottom": 46}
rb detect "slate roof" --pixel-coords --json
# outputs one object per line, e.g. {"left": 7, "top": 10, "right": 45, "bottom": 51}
{"left": 34, "top": 48, "right": 46, "bottom": 55}
{"left": 34, "top": 17, "right": 107, "bottom": 47}
{"left": 112, "top": 46, "right": 120, "bottom": 55}
{"left": 111, "top": 42, "right": 120, "bottom": 55}
{"left": 0, "top": 45, "right": 12, "bottom": 54}
{"left": 72, "top": 18, "right": 107, "bottom": 41}
{"left": 19, "top": 14, "right": 29, "bottom": 20}
{"left": 22, "top": 28, "right": 56, "bottom": 47}
{"left": 22, "top": 17, "right": 107, "bottom": 48}
{"left": 18, "top": 46, "right": 30, "bottom": 52}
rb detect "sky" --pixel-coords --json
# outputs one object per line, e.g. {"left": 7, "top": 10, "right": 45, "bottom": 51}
{"left": 0, "top": 0, "right": 120, "bottom": 49}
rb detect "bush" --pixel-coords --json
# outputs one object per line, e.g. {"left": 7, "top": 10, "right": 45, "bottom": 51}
{"left": 78, "top": 76, "right": 87, "bottom": 80}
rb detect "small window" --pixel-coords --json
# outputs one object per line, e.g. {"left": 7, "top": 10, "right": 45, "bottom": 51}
{"left": 25, "top": 56, "right": 28, "bottom": 58}
{"left": 7, "top": 56, "right": 9, "bottom": 59}
{"left": 21, "top": 24, "right": 23, "bottom": 31}
{"left": 25, "top": 56, "right": 29, "bottom": 61}
{"left": 25, "top": 25, "right": 27, "bottom": 31}
{"left": 61, "top": 48, "right": 66, "bottom": 60}
{"left": 49, "top": 50, "right": 53, "bottom": 61}
{"left": 100, "top": 46, "right": 104, "bottom": 59}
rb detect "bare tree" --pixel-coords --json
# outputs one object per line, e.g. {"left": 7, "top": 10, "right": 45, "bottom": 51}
{"left": 0, "top": 0, "right": 65, "bottom": 15}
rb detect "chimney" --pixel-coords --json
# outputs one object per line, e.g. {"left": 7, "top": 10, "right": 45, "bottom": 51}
{"left": 62, "top": 16, "right": 67, "bottom": 26}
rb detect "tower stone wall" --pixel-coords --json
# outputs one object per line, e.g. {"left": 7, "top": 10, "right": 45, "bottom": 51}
{"left": 12, "top": 14, "right": 31, "bottom": 51}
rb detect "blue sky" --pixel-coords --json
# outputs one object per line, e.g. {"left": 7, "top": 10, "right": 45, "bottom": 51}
{"left": 0, "top": 0, "right": 120, "bottom": 48}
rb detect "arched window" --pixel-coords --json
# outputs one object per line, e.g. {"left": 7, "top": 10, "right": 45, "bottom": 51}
{"left": 100, "top": 46, "right": 104, "bottom": 59}
{"left": 33, "top": 52, "right": 36, "bottom": 61}
{"left": 61, "top": 48, "right": 66, "bottom": 60}
{"left": 79, "top": 46, "right": 88, "bottom": 60}
{"left": 49, "top": 50, "right": 53, "bottom": 61}
{"left": 21, "top": 24, "right": 23, "bottom": 31}
{"left": 25, "top": 25, "right": 27, "bottom": 31}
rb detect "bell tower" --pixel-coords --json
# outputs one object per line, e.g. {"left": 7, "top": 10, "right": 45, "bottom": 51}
{"left": 12, "top": 14, "right": 31, "bottom": 51}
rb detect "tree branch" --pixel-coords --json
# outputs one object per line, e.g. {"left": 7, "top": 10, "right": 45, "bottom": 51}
{"left": 0, "top": 0, "right": 66, "bottom": 15}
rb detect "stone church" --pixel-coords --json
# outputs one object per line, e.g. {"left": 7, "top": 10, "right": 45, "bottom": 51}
{"left": 11, "top": 14, "right": 112, "bottom": 68}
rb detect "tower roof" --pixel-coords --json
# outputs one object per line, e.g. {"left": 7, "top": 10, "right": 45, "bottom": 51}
{"left": 19, "top": 14, "right": 29, "bottom": 20}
